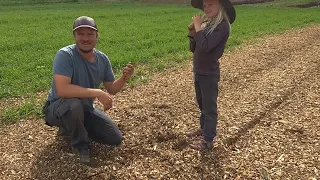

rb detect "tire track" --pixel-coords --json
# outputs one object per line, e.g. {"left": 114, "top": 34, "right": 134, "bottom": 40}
{"left": 217, "top": 26, "right": 320, "bottom": 179}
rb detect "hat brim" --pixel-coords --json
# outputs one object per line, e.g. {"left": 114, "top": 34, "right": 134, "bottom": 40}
{"left": 191, "top": 0, "right": 236, "bottom": 24}
{"left": 72, "top": 25, "right": 98, "bottom": 32}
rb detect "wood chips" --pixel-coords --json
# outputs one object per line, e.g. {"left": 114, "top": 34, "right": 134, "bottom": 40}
{"left": 0, "top": 25, "right": 319, "bottom": 179}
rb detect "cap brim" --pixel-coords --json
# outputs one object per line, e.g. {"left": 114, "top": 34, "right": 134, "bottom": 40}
{"left": 191, "top": 0, "right": 236, "bottom": 24}
{"left": 72, "top": 25, "right": 98, "bottom": 32}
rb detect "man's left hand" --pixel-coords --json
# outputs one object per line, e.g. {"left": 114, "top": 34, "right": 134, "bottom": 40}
{"left": 122, "top": 63, "right": 134, "bottom": 81}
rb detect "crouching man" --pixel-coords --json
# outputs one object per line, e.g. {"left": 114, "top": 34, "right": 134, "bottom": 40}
{"left": 42, "top": 16, "right": 134, "bottom": 163}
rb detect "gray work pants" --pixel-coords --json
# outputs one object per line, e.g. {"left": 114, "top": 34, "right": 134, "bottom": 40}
{"left": 42, "top": 98, "right": 122, "bottom": 150}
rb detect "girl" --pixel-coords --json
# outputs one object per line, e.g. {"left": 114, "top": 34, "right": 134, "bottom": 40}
{"left": 187, "top": 0, "right": 236, "bottom": 150}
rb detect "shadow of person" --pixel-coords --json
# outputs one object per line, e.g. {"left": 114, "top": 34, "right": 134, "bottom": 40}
{"left": 194, "top": 146, "right": 225, "bottom": 180}
{"left": 29, "top": 133, "right": 159, "bottom": 179}
{"left": 29, "top": 135, "right": 114, "bottom": 180}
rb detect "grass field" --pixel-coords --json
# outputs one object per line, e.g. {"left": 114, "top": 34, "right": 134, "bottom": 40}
{"left": 257, "top": 0, "right": 320, "bottom": 7}
{"left": 0, "top": 0, "right": 319, "bottom": 123}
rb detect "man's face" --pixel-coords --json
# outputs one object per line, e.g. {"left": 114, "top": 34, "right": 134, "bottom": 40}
{"left": 74, "top": 27, "right": 98, "bottom": 53}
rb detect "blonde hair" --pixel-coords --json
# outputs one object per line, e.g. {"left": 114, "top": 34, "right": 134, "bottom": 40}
{"left": 202, "top": 4, "right": 231, "bottom": 35}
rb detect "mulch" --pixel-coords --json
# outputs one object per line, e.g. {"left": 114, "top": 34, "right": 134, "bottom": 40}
{"left": 0, "top": 24, "right": 319, "bottom": 179}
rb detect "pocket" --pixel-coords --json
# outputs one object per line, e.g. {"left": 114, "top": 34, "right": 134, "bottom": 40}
{"left": 55, "top": 99, "right": 72, "bottom": 119}
{"left": 45, "top": 99, "right": 69, "bottom": 127}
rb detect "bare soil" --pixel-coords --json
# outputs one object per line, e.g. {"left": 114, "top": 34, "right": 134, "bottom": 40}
{"left": 0, "top": 25, "right": 319, "bottom": 179}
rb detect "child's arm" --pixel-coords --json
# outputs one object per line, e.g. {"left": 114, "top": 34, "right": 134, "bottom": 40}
{"left": 189, "top": 37, "right": 196, "bottom": 53}
{"left": 188, "top": 23, "right": 196, "bottom": 53}
{"left": 194, "top": 21, "right": 229, "bottom": 53}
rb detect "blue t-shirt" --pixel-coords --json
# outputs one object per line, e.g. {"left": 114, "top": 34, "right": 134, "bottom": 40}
{"left": 47, "top": 44, "right": 115, "bottom": 110}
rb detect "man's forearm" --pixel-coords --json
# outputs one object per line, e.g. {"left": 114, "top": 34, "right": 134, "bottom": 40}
{"left": 108, "top": 76, "right": 126, "bottom": 95}
{"left": 57, "top": 84, "right": 103, "bottom": 98}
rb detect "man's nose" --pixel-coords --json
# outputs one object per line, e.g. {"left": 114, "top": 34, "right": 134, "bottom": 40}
{"left": 82, "top": 35, "right": 89, "bottom": 41}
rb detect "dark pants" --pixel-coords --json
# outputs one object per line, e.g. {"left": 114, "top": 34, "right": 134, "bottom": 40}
{"left": 194, "top": 73, "right": 219, "bottom": 142}
{"left": 43, "top": 98, "right": 122, "bottom": 150}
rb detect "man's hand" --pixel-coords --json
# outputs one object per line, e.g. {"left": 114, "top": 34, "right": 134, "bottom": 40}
{"left": 97, "top": 92, "right": 113, "bottom": 111}
{"left": 122, "top": 63, "right": 134, "bottom": 81}
{"left": 192, "top": 14, "right": 203, "bottom": 32}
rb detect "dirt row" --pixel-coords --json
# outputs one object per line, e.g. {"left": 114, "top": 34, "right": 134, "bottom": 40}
{"left": 0, "top": 24, "right": 319, "bottom": 179}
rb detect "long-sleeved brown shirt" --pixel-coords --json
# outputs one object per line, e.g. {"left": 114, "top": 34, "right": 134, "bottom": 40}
{"left": 189, "top": 20, "right": 230, "bottom": 78}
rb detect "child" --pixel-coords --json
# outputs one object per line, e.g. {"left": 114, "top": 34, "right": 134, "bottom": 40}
{"left": 187, "top": 0, "right": 236, "bottom": 150}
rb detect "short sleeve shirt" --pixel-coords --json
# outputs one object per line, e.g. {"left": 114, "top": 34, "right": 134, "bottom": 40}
{"left": 47, "top": 44, "right": 115, "bottom": 110}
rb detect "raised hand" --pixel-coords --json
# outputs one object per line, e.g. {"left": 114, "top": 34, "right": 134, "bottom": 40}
{"left": 122, "top": 63, "right": 134, "bottom": 81}
{"left": 192, "top": 14, "right": 203, "bottom": 32}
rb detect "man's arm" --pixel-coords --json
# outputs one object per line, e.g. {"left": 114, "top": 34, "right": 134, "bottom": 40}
{"left": 55, "top": 74, "right": 112, "bottom": 110}
{"left": 53, "top": 50, "right": 104, "bottom": 98}
{"left": 103, "top": 76, "right": 126, "bottom": 95}
{"left": 54, "top": 74, "right": 104, "bottom": 98}
{"left": 103, "top": 63, "right": 134, "bottom": 95}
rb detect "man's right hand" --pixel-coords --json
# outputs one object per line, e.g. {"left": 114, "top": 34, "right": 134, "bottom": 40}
{"left": 97, "top": 91, "right": 113, "bottom": 111}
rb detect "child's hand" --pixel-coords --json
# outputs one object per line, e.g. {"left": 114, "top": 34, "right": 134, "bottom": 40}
{"left": 192, "top": 14, "right": 203, "bottom": 32}
{"left": 188, "top": 23, "right": 196, "bottom": 37}
{"left": 188, "top": 23, "right": 195, "bottom": 30}
{"left": 189, "top": 29, "right": 196, "bottom": 37}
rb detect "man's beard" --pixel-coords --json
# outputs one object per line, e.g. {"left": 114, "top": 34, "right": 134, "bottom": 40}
{"left": 78, "top": 47, "right": 93, "bottom": 53}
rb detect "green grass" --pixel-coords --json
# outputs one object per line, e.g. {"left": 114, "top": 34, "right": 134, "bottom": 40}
{"left": 0, "top": 1, "right": 319, "bottom": 123}
{"left": 0, "top": 2, "right": 195, "bottom": 98}
{"left": 0, "top": 0, "right": 83, "bottom": 6}
{"left": 255, "top": 0, "right": 320, "bottom": 7}
{"left": 1, "top": 98, "right": 43, "bottom": 125}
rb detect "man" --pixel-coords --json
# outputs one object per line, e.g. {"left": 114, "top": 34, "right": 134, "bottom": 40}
{"left": 42, "top": 16, "right": 134, "bottom": 163}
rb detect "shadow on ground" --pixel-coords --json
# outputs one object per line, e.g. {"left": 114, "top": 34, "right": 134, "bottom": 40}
{"left": 29, "top": 136, "right": 111, "bottom": 180}
{"left": 197, "top": 147, "right": 225, "bottom": 179}
{"left": 30, "top": 134, "right": 183, "bottom": 179}
{"left": 30, "top": 116, "right": 227, "bottom": 179}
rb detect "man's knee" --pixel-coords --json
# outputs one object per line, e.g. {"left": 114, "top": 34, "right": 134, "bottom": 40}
{"left": 101, "top": 130, "right": 123, "bottom": 146}
{"left": 62, "top": 98, "right": 83, "bottom": 117}
{"left": 111, "top": 133, "right": 123, "bottom": 145}
{"left": 66, "top": 98, "right": 83, "bottom": 112}
{"left": 58, "top": 98, "right": 84, "bottom": 124}
{"left": 44, "top": 98, "right": 82, "bottom": 127}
